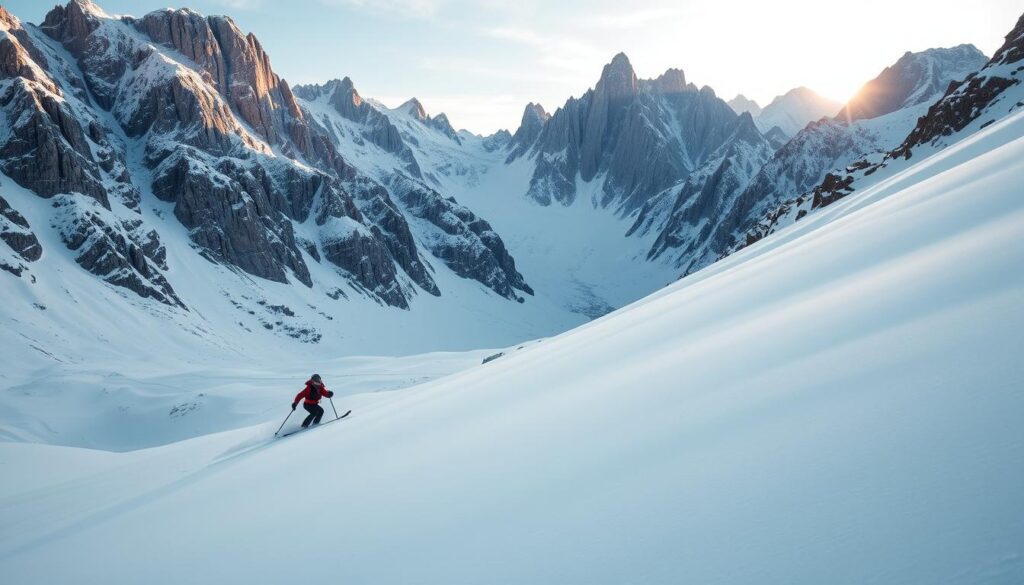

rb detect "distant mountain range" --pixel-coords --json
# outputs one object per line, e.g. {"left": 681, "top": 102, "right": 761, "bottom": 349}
{"left": 1, "top": 0, "right": 1020, "bottom": 360}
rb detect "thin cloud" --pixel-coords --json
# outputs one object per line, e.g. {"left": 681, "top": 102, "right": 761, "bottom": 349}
{"left": 317, "top": 0, "right": 447, "bottom": 18}
{"left": 578, "top": 7, "right": 681, "bottom": 30}
{"left": 483, "top": 26, "right": 606, "bottom": 73}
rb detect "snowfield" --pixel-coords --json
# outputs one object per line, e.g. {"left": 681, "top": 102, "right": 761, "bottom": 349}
{"left": 1, "top": 96, "right": 1022, "bottom": 584}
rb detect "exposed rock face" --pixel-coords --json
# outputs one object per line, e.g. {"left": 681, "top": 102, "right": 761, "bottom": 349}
{"left": 293, "top": 78, "right": 421, "bottom": 176}
{"left": 336, "top": 176, "right": 440, "bottom": 299}
{"left": 16, "top": 0, "right": 519, "bottom": 309}
{"left": 53, "top": 193, "right": 182, "bottom": 306}
{"left": 506, "top": 102, "right": 549, "bottom": 160}
{"left": 426, "top": 113, "right": 461, "bottom": 143}
{"left": 481, "top": 129, "right": 511, "bottom": 152}
{"left": 0, "top": 192, "right": 41, "bottom": 275}
{"left": 629, "top": 113, "right": 775, "bottom": 272}
{"left": 151, "top": 154, "right": 313, "bottom": 286}
{"left": 130, "top": 8, "right": 308, "bottom": 153}
{"left": 755, "top": 87, "right": 842, "bottom": 137}
{"left": 513, "top": 53, "right": 740, "bottom": 214}
{"left": 727, "top": 13, "right": 1024, "bottom": 263}
{"left": 1, "top": 6, "right": 136, "bottom": 208}
{"left": 891, "top": 16, "right": 1024, "bottom": 158}
{"left": 391, "top": 97, "right": 462, "bottom": 144}
{"left": 389, "top": 176, "right": 532, "bottom": 300}
{"left": 292, "top": 83, "right": 533, "bottom": 300}
{"left": 0, "top": 2, "right": 168, "bottom": 300}
{"left": 837, "top": 45, "right": 986, "bottom": 122}
{"left": 764, "top": 126, "right": 790, "bottom": 149}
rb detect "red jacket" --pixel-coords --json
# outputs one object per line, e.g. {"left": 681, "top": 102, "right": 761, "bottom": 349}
{"left": 294, "top": 381, "right": 333, "bottom": 405}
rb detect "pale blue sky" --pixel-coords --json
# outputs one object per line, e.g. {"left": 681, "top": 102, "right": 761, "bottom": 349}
{"left": 6, "top": 0, "right": 1022, "bottom": 133}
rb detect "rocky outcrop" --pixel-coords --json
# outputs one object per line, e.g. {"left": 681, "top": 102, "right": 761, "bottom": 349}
{"left": 837, "top": 45, "right": 986, "bottom": 122}
{"left": 290, "top": 76, "right": 536, "bottom": 301}
{"left": 629, "top": 113, "right": 775, "bottom": 273}
{"left": 52, "top": 193, "right": 182, "bottom": 306}
{"left": 891, "top": 15, "right": 1024, "bottom": 159}
{"left": 0, "top": 192, "right": 42, "bottom": 276}
{"left": 336, "top": 176, "right": 439, "bottom": 299}
{"left": 482, "top": 129, "right": 511, "bottom": 152}
{"left": 27, "top": 1, "right": 458, "bottom": 308}
{"left": 389, "top": 175, "right": 532, "bottom": 300}
{"left": 0, "top": 3, "right": 169, "bottom": 299}
{"left": 725, "top": 13, "right": 1024, "bottom": 265}
{"left": 393, "top": 97, "right": 462, "bottom": 144}
{"left": 151, "top": 153, "right": 312, "bottom": 286}
{"left": 0, "top": 82, "right": 109, "bottom": 204}
{"left": 0, "top": 8, "right": 121, "bottom": 207}
{"left": 515, "top": 53, "right": 742, "bottom": 213}
{"left": 426, "top": 113, "right": 461, "bottom": 143}
{"left": 293, "top": 78, "right": 422, "bottom": 177}
{"left": 506, "top": 102, "right": 549, "bottom": 161}
{"left": 130, "top": 8, "right": 307, "bottom": 151}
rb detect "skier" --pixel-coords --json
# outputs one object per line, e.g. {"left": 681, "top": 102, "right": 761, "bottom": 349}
{"left": 291, "top": 374, "right": 334, "bottom": 428}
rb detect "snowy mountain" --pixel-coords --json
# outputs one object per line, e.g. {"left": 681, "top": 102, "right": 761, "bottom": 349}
{"left": 627, "top": 112, "right": 776, "bottom": 272}
{"left": 0, "top": 0, "right": 568, "bottom": 358}
{"left": 690, "top": 46, "right": 988, "bottom": 271}
{"left": 733, "top": 16, "right": 1023, "bottom": 257}
{"left": 0, "top": 0, "right": 1003, "bottom": 365}
{"left": 3, "top": 65, "right": 1023, "bottom": 583}
{"left": 508, "top": 54, "right": 742, "bottom": 214}
{"left": 755, "top": 86, "right": 842, "bottom": 136}
{"left": 506, "top": 101, "right": 549, "bottom": 160}
{"left": 2, "top": 3, "right": 1024, "bottom": 582}
{"left": 727, "top": 93, "right": 762, "bottom": 116}
{"left": 837, "top": 44, "right": 987, "bottom": 121}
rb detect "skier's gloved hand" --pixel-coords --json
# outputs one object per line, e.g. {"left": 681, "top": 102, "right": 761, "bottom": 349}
{"left": 291, "top": 403, "right": 297, "bottom": 411}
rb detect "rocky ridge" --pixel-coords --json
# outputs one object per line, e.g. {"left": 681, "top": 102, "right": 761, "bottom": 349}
{"left": 728, "top": 17, "right": 1023, "bottom": 260}
{"left": 0, "top": 0, "right": 530, "bottom": 314}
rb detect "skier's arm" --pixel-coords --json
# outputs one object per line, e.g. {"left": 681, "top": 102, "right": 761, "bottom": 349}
{"left": 323, "top": 386, "right": 334, "bottom": 398}
{"left": 292, "top": 389, "right": 305, "bottom": 406}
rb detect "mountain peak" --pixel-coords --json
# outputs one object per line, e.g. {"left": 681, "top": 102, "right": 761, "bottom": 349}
{"left": 610, "top": 51, "right": 631, "bottom": 68}
{"left": 991, "top": 12, "right": 1024, "bottom": 66}
{"left": 522, "top": 102, "right": 550, "bottom": 123}
{"left": 728, "top": 94, "right": 762, "bottom": 116}
{"left": 399, "top": 97, "right": 427, "bottom": 121}
{"left": 756, "top": 87, "right": 842, "bottom": 137}
{"left": 67, "top": 0, "right": 106, "bottom": 17}
{"left": 837, "top": 45, "right": 988, "bottom": 122}
{"left": 649, "top": 68, "right": 691, "bottom": 94}
{"left": 596, "top": 52, "right": 638, "bottom": 97}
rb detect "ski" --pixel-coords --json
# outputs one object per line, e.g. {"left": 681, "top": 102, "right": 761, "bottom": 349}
{"left": 277, "top": 409, "right": 352, "bottom": 438}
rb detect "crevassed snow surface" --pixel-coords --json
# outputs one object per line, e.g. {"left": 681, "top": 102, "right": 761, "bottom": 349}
{"left": 2, "top": 109, "right": 1023, "bottom": 584}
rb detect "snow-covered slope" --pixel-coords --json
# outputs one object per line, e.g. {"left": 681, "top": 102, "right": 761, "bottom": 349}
{"left": 736, "top": 16, "right": 1024, "bottom": 254}
{"left": 2, "top": 98, "right": 1023, "bottom": 585}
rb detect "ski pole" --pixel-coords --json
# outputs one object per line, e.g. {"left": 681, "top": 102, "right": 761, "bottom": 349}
{"left": 274, "top": 409, "right": 294, "bottom": 436}
{"left": 328, "top": 396, "right": 340, "bottom": 420}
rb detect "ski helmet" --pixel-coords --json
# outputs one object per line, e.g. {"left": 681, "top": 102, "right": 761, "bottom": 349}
{"left": 311, "top": 374, "right": 322, "bottom": 382}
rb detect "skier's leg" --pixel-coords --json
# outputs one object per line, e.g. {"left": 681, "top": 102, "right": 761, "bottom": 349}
{"left": 302, "top": 403, "right": 317, "bottom": 427}
{"left": 312, "top": 404, "right": 325, "bottom": 425}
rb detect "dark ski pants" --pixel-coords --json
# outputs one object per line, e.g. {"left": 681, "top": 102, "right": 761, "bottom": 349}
{"left": 302, "top": 403, "right": 325, "bottom": 427}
